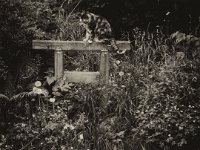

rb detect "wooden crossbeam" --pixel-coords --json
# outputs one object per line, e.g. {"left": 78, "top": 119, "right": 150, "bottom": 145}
{"left": 32, "top": 40, "right": 131, "bottom": 51}
{"left": 64, "top": 71, "right": 100, "bottom": 83}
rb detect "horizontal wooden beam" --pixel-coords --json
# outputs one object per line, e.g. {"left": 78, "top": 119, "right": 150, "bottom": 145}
{"left": 32, "top": 40, "right": 131, "bottom": 51}
{"left": 64, "top": 71, "right": 100, "bottom": 83}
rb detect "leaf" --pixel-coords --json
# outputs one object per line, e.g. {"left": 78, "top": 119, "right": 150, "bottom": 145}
{"left": 64, "top": 83, "right": 73, "bottom": 89}
{"left": 46, "top": 76, "right": 56, "bottom": 85}
{"left": 59, "top": 82, "right": 74, "bottom": 92}
{"left": 0, "top": 94, "right": 9, "bottom": 101}
{"left": 10, "top": 92, "right": 37, "bottom": 101}
{"left": 45, "top": 121, "right": 58, "bottom": 130}
{"left": 52, "top": 91, "right": 62, "bottom": 97}
{"left": 58, "top": 79, "right": 65, "bottom": 86}
{"left": 52, "top": 85, "right": 59, "bottom": 92}
{"left": 60, "top": 86, "right": 69, "bottom": 92}
{"left": 116, "top": 131, "right": 125, "bottom": 137}
{"left": 179, "top": 138, "right": 187, "bottom": 146}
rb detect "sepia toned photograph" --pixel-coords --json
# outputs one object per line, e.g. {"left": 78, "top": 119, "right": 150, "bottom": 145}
{"left": 0, "top": 0, "right": 200, "bottom": 149}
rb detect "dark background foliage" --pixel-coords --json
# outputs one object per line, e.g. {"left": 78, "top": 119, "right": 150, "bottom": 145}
{"left": 78, "top": 0, "right": 200, "bottom": 36}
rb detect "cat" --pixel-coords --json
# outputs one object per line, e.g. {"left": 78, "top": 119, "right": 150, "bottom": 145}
{"left": 79, "top": 11, "right": 119, "bottom": 51}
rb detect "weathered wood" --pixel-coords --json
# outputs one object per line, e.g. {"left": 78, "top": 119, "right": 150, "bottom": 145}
{"left": 64, "top": 71, "right": 100, "bottom": 83}
{"left": 32, "top": 40, "right": 131, "bottom": 84}
{"left": 54, "top": 48, "right": 64, "bottom": 78}
{"left": 100, "top": 50, "right": 109, "bottom": 84}
{"left": 32, "top": 40, "right": 131, "bottom": 51}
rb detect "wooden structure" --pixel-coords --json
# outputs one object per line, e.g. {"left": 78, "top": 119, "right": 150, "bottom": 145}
{"left": 32, "top": 40, "right": 131, "bottom": 84}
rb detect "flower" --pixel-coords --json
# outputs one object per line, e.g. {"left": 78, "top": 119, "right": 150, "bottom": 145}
{"left": 121, "top": 85, "right": 126, "bottom": 88}
{"left": 119, "top": 71, "right": 124, "bottom": 76}
{"left": 33, "top": 87, "right": 37, "bottom": 92}
{"left": 63, "top": 123, "right": 75, "bottom": 130}
{"left": 33, "top": 87, "right": 43, "bottom": 94}
{"left": 49, "top": 97, "right": 56, "bottom": 103}
{"left": 115, "top": 60, "right": 120, "bottom": 65}
{"left": 35, "top": 81, "right": 42, "bottom": 87}
{"left": 179, "top": 126, "right": 183, "bottom": 130}
{"left": 21, "top": 123, "right": 26, "bottom": 127}
{"left": 36, "top": 89, "right": 43, "bottom": 94}
{"left": 79, "top": 134, "right": 84, "bottom": 140}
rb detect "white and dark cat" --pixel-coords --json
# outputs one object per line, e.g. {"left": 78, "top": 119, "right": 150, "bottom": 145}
{"left": 79, "top": 11, "right": 119, "bottom": 51}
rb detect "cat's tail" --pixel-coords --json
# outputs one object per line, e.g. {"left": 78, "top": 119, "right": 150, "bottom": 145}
{"left": 110, "top": 39, "right": 127, "bottom": 54}
{"left": 103, "top": 38, "right": 119, "bottom": 51}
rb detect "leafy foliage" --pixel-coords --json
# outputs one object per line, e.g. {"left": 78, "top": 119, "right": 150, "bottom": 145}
{"left": 16, "top": 54, "right": 44, "bottom": 91}
{"left": 0, "top": 57, "right": 8, "bottom": 80}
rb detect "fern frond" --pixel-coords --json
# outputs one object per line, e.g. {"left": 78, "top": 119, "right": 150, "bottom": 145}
{"left": 10, "top": 92, "right": 37, "bottom": 101}
{"left": 0, "top": 94, "right": 9, "bottom": 101}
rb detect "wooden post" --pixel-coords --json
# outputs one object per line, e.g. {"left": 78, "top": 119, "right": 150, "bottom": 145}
{"left": 54, "top": 47, "right": 63, "bottom": 78}
{"left": 100, "top": 49, "right": 109, "bottom": 84}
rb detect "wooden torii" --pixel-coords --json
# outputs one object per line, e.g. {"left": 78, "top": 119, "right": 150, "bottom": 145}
{"left": 32, "top": 40, "right": 131, "bottom": 84}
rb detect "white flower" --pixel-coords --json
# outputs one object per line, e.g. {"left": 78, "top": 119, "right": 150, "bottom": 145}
{"left": 119, "top": 71, "right": 124, "bottom": 76}
{"left": 33, "top": 87, "right": 37, "bottom": 92}
{"left": 35, "top": 81, "right": 42, "bottom": 87}
{"left": 70, "top": 125, "right": 75, "bottom": 130}
{"left": 64, "top": 123, "right": 70, "bottom": 130}
{"left": 36, "top": 89, "right": 43, "bottom": 94}
{"left": 79, "top": 134, "right": 84, "bottom": 140}
{"left": 179, "top": 126, "right": 183, "bottom": 130}
{"left": 49, "top": 97, "right": 56, "bottom": 103}
{"left": 64, "top": 123, "right": 75, "bottom": 130}
{"left": 33, "top": 87, "right": 43, "bottom": 94}
{"left": 115, "top": 60, "right": 120, "bottom": 65}
{"left": 121, "top": 85, "right": 126, "bottom": 88}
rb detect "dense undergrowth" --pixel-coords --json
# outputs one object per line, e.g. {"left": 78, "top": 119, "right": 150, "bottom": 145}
{"left": 1, "top": 29, "right": 200, "bottom": 150}
{"left": 1, "top": 1, "right": 200, "bottom": 150}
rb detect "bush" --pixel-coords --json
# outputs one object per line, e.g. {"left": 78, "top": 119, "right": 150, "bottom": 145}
{"left": 134, "top": 57, "right": 200, "bottom": 149}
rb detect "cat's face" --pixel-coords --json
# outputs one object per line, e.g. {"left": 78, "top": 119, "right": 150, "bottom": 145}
{"left": 79, "top": 11, "right": 91, "bottom": 25}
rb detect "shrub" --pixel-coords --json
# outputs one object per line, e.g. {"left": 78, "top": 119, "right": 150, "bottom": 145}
{"left": 129, "top": 31, "right": 200, "bottom": 149}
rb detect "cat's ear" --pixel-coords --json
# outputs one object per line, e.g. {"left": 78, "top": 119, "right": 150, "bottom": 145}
{"left": 78, "top": 10, "right": 86, "bottom": 15}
